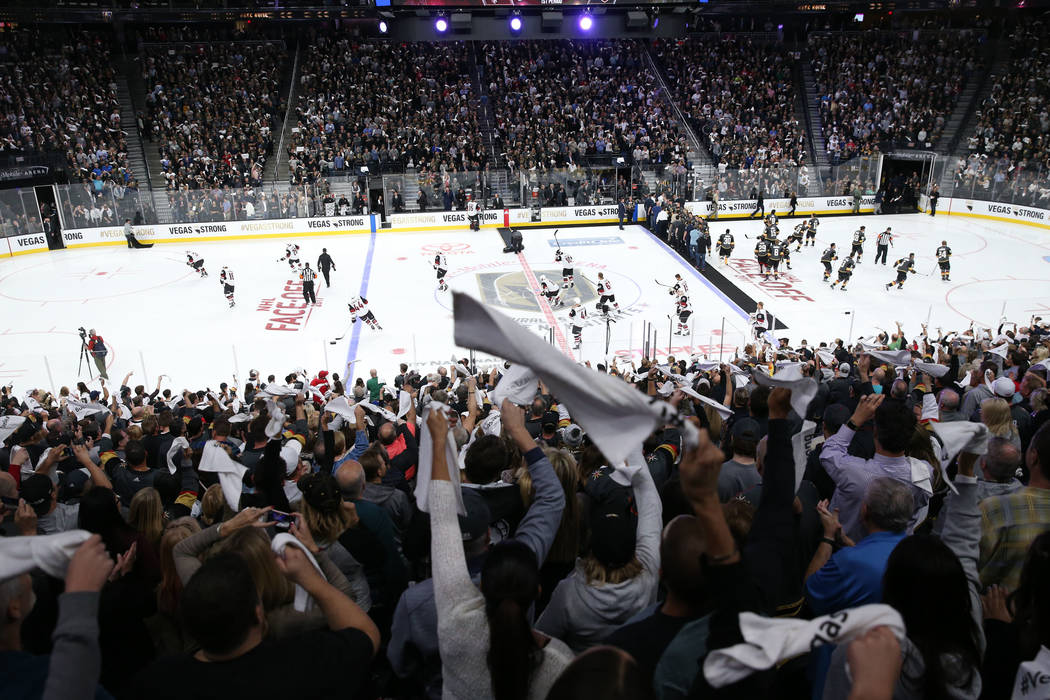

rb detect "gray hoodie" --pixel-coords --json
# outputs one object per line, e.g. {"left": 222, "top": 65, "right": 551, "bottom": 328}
{"left": 535, "top": 465, "right": 661, "bottom": 652}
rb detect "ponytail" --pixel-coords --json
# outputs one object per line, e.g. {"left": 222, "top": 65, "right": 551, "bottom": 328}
{"left": 486, "top": 597, "right": 540, "bottom": 700}
{"left": 481, "top": 540, "right": 542, "bottom": 700}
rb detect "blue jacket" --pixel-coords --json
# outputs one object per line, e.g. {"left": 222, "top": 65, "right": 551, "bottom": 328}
{"left": 806, "top": 530, "right": 905, "bottom": 615}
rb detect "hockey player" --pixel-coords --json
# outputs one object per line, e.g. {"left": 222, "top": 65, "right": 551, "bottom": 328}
{"left": 433, "top": 252, "right": 448, "bottom": 292}
{"left": 348, "top": 296, "right": 382, "bottom": 330}
{"left": 936, "top": 240, "right": 952, "bottom": 281}
{"left": 850, "top": 226, "right": 867, "bottom": 263}
{"left": 186, "top": 251, "right": 207, "bottom": 278}
{"left": 717, "top": 229, "right": 735, "bottom": 264}
{"left": 750, "top": 302, "right": 770, "bottom": 340}
{"left": 754, "top": 236, "right": 770, "bottom": 277}
{"left": 765, "top": 209, "right": 779, "bottom": 229}
{"left": 555, "top": 248, "right": 575, "bottom": 288}
{"left": 886, "top": 253, "right": 917, "bottom": 290}
{"left": 466, "top": 195, "right": 480, "bottom": 231}
{"left": 568, "top": 303, "right": 587, "bottom": 349}
{"left": 874, "top": 227, "right": 894, "bottom": 265}
{"left": 781, "top": 242, "right": 793, "bottom": 270}
{"left": 300, "top": 263, "right": 317, "bottom": 305}
{"left": 220, "top": 266, "right": 235, "bottom": 308}
{"left": 595, "top": 272, "right": 619, "bottom": 313}
{"left": 284, "top": 243, "right": 301, "bottom": 270}
{"left": 669, "top": 273, "right": 689, "bottom": 298}
{"left": 830, "top": 254, "right": 856, "bottom": 291}
{"left": 820, "top": 243, "right": 839, "bottom": 281}
{"left": 539, "top": 276, "right": 563, "bottom": 308}
{"left": 805, "top": 215, "right": 819, "bottom": 247}
{"left": 674, "top": 295, "right": 693, "bottom": 336}
{"left": 789, "top": 222, "right": 805, "bottom": 252}
{"left": 767, "top": 238, "right": 784, "bottom": 280}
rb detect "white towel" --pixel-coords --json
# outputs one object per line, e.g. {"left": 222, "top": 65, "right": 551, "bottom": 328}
{"left": 703, "top": 604, "right": 906, "bottom": 687}
{"left": 867, "top": 349, "right": 912, "bottom": 367}
{"left": 792, "top": 420, "right": 818, "bottom": 492}
{"left": 931, "top": 421, "right": 990, "bottom": 462}
{"left": 356, "top": 400, "right": 399, "bottom": 424}
{"left": 749, "top": 364, "right": 817, "bottom": 420}
{"left": 264, "top": 400, "right": 286, "bottom": 440}
{"left": 989, "top": 342, "right": 1010, "bottom": 359}
{"left": 815, "top": 350, "right": 836, "bottom": 365}
{"left": 165, "top": 436, "right": 190, "bottom": 474}
{"left": 680, "top": 386, "right": 733, "bottom": 419}
{"left": 1012, "top": 645, "right": 1050, "bottom": 699}
{"left": 63, "top": 397, "right": 108, "bottom": 422}
{"left": 271, "top": 533, "right": 325, "bottom": 612}
{"left": 914, "top": 361, "right": 950, "bottom": 378}
{"left": 229, "top": 413, "right": 252, "bottom": 424}
{"left": 397, "top": 390, "right": 413, "bottom": 419}
{"left": 414, "top": 402, "right": 466, "bottom": 516}
{"left": 489, "top": 363, "right": 539, "bottom": 406}
{"left": 323, "top": 395, "right": 357, "bottom": 421}
{"left": 452, "top": 292, "right": 698, "bottom": 467}
{"left": 0, "top": 415, "right": 26, "bottom": 443}
{"left": 255, "top": 385, "right": 298, "bottom": 398}
{"left": 198, "top": 440, "right": 247, "bottom": 510}
{"left": 207, "top": 391, "right": 228, "bottom": 410}
{"left": 0, "top": 530, "right": 92, "bottom": 579}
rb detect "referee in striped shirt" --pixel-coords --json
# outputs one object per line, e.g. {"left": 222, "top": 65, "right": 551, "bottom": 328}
{"left": 300, "top": 263, "right": 317, "bottom": 305}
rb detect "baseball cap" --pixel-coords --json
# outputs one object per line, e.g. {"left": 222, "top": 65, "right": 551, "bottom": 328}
{"left": 20, "top": 474, "right": 53, "bottom": 517}
{"left": 732, "top": 417, "right": 760, "bottom": 440}
{"left": 839, "top": 362, "right": 851, "bottom": 375}
{"left": 58, "top": 468, "right": 90, "bottom": 502}
{"left": 559, "top": 424, "right": 584, "bottom": 449}
{"left": 458, "top": 488, "right": 491, "bottom": 543}
{"left": 992, "top": 377, "right": 1015, "bottom": 399}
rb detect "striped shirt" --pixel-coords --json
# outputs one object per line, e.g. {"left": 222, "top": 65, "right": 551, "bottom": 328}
{"left": 979, "top": 486, "right": 1050, "bottom": 590}
{"left": 300, "top": 267, "right": 316, "bottom": 282}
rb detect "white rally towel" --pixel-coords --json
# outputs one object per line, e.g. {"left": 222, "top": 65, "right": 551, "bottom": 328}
{"left": 489, "top": 363, "right": 539, "bottom": 407}
{"left": 414, "top": 402, "right": 466, "bottom": 516}
{"left": 452, "top": 292, "right": 698, "bottom": 467}
{"left": 679, "top": 386, "right": 733, "bottom": 420}
{"left": 0, "top": 529, "right": 92, "bottom": 579}
{"left": 356, "top": 401, "right": 399, "bottom": 424}
{"left": 1012, "top": 645, "right": 1050, "bottom": 699}
{"left": 0, "top": 415, "right": 27, "bottom": 443}
{"left": 264, "top": 400, "right": 286, "bottom": 440}
{"left": 791, "top": 420, "right": 818, "bottom": 492}
{"left": 749, "top": 364, "right": 817, "bottom": 420}
{"left": 929, "top": 421, "right": 991, "bottom": 487}
{"left": 703, "top": 604, "right": 906, "bottom": 687}
{"left": 198, "top": 440, "right": 247, "bottom": 510}
{"left": 867, "top": 349, "right": 913, "bottom": 367}
{"left": 271, "top": 533, "right": 325, "bottom": 612}
{"left": 914, "top": 361, "right": 950, "bottom": 378}
{"left": 63, "top": 397, "right": 108, "bottom": 422}
{"left": 815, "top": 349, "right": 836, "bottom": 366}
{"left": 165, "top": 436, "right": 190, "bottom": 475}
{"left": 989, "top": 342, "right": 1010, "bottom": 359}
{"left": 397, "top": 390, "right": 413, "bottom": 419}
{"left": 324, "top": 395, "right": 357, "bottom": 421}
{"left": 255, "top": 384, "right": 298, "bottom": 398}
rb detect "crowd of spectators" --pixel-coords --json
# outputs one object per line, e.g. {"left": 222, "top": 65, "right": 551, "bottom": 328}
{"left": 481, "top": 40, "right": 691, "bottom": 175}
{"left": 653, "top": 37, "right": 807, "bottom": 199}
{"left": 3, "top": 304, "right": 1050, "bottom": 699}
{"left": 957, "top": 23, "right": 1050, "bottom": 207}
{"left": 810, "top": 30, "right": 984, "bottom": 163}
{"left": 0, "top": 29, "right": 135, "bottom": 194}
{"left": 140, "top": 41, "right": 284, "bottom": 192}
{"left": 288, "top": 38, "right": 485, "bottom": 184}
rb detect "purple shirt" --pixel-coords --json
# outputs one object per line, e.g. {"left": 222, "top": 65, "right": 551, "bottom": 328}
{"left": 819, "top": 425, "right": 933, "bottom": 542}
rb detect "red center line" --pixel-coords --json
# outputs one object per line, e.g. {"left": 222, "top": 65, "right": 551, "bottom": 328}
{"left": 515, "top": 252, "right": 573, "bottom": 358}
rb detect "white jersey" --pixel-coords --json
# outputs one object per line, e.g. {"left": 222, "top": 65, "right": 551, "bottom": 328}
{"left": 750, "top": 309, "right": 769, "bottom": 328}
{"left": 568, "top": 306, "right": 587, "bottom": 324}
{"left": 348, "top": 296, "right": 369, "bottom": 314}
{"left": 286, "top": 244, "right": 300, "bottom": 257}
{"left": 597, "top": 279, "right": 613, "bottom": 295}
{"left": 433, "top": 254, "right": 447, "bottom": 270}
{"left": 186, "top": 251, "right": 202, "bottom": 264}
{"left": 671, "top": 279, "right": 689, "bottom": 296}
{"left": 220, "top": 268, "right": 234, "bottom": 285}
{"left": 466, "top": 201, "right": 479, "bottom": 216}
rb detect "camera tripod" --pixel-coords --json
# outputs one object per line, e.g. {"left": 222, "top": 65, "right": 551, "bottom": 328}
{"left": 78, "top": 328, "right": 94, "bottom": 380}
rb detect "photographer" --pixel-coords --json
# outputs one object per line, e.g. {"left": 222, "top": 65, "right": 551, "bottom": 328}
{"left": 84, "top": 329, "right": 109, "bottom": 380}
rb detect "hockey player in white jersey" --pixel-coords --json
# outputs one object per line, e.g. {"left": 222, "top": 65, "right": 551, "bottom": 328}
{"left": 567, "top": 303, "right": 587, "bottom": 349}
{"left": 466, "top": 196, "right": 480, "bottom": 231}
{"left": 669, "top": 273, "right": 689, "bottom": 298}
{"left": 220, "top": 266, "right": 235, "bottom": 308}
{"left": 674, "top": 295, "right": 692, "bottom": 336}
{"left": 283, "top": 243, "right": 301, "bottom": 269}
{"left": 749, "top": 301, "right": 770, "bottom": 340}
{"left": 348, "top": 296, "right": 382, "bottom": 330}
{"left": 186, "top": 251, "right": 207, "bottom": 278}
{"left": 555, "top": 248, "right": 575, "bottom": 288}
{"left": 595, "top": 272, "right": 619, "bottom": 313}
{"left": 433, "top": 252, "right": 448, "bottom": 292}
{"left": 539, "top": 276, "right": 563, "bottom": 308}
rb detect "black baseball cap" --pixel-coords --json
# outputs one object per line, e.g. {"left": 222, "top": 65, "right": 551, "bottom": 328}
{"left": 20, "top": 474, "right": 53, "bottom": 516}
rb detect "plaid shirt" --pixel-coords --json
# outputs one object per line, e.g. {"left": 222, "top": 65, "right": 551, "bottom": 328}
{"left": 979, "top": 486, "right": 1050, "bottom": 591}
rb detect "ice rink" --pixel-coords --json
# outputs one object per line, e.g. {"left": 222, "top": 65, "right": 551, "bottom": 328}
{"left": 1, "top": 212, "right": 1048, "bottom": 394}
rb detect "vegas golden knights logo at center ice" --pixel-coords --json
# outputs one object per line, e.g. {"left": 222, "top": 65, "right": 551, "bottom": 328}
{"left": 477, "top": 270, "right": 597, "bottom": 313}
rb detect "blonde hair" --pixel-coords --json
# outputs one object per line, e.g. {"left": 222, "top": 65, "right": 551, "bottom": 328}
{"left": 209, "top": 527, "right": 294, "bottom": 611}
{"left": 128, "top": 488, "right": 164, "bottom": 548}
{"left": 981, "top": 397, "right": 1019, "bottom": 441}
{"left": 581, "top": 554, "right": 643, "bottom": 585}
{"left": 298, "top": 497, "right": 354, "bottom": 544}
{"left": 156, "top": 517, "right": 201, "bottom": 615}
{"left": 126, "top": 425, "right": 143, "bottom": 441}
{"left": 199, "top": 484, "right": 230, "bottom": 527}
{"left": 542, "top": 447, "right": 582, "bottom": 564}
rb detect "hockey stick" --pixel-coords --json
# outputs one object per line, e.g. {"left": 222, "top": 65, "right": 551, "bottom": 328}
{"left": 654, "top": 279, "right": 672, "bottom": 288}
{"left": 328, "top": 325, "right": 352, "bottom": 344}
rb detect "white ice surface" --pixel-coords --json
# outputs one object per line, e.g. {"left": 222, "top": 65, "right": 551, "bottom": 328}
{"left": 1, "top": 214, "right": 1047, "bottom": 395}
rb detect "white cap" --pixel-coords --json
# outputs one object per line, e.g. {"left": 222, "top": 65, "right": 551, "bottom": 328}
{"left": 992, "top": 377, "right": 1015, "bottom": 399}
{"left": 839, "top": 362, "right": 851, "bottom": 374}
